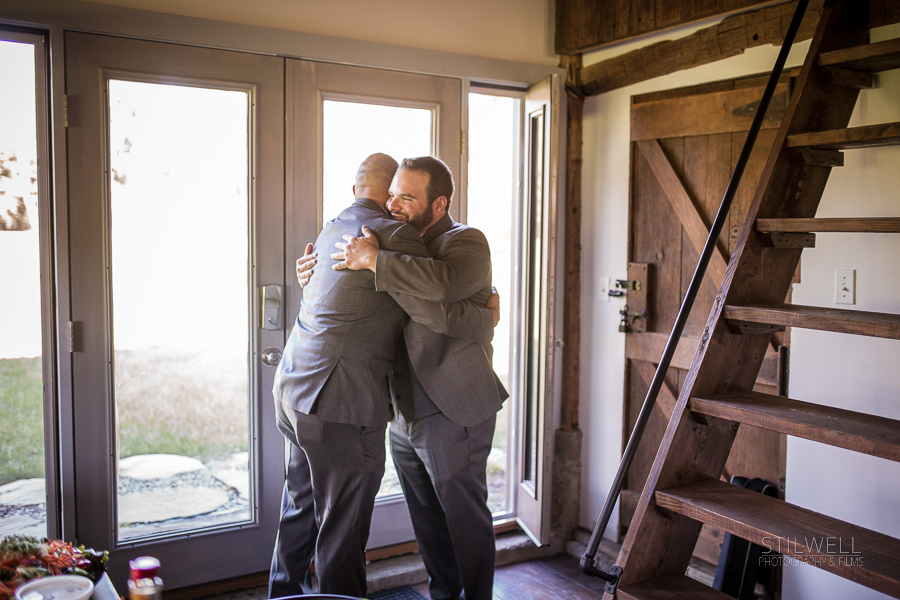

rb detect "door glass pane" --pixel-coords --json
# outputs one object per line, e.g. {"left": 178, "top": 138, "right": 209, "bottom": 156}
{"left": 523, "top": 108, "right": 545, "bottom": 495}
{"left": 322, "top": 100, "right": 432, "bottom": 225}
{"left": 108, "top": 80, "right": 251, "bottom": 540}
{"left": 322, "top": 99, "right": 432, "bottom": 499}
{"left": 467, "top": 92, "right": 517, "bottom": 515}
{"left": 0, "top": 39, "right": 45, "bottom": 539}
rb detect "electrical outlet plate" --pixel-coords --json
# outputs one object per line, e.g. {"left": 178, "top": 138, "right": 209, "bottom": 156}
{"left": 835, "top": 269, "right": 855, "bottom": 305}
{"left": 599, "top": 276, "right": 610, "bottom": 302}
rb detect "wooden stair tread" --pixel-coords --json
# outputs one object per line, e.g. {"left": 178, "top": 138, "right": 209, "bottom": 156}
{"left": 819, "top": 38, "right": 900, "bottom": 72}
{"left": 787, "top": 122, "right": 900, "bottom": 149}
{"left": 723, "top": 303, "right": 900, "bottom": 339}
{"left": 756, "top": 217, "right": 900, "bottom": 233}
{"left": 619, "top": 573, "right": 732, "bottom": 600}
{"left": 690, "top": 391, "right": 900, "bottom": 462}
{"left": 655, "top": 479, "right": 900, "bottom": 597}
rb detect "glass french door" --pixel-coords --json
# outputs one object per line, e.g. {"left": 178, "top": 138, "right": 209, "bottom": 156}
{"left": 285, "top": 59, "right": 462, "bottom": 549}
{"left": 64, "top": 32, "right": 464, "bottom": 587}
{"left": 65, "top": 33, "right": 285, "bottom": 588}
{"left": 515, "top": 76, "right": 560, "bottom": 546}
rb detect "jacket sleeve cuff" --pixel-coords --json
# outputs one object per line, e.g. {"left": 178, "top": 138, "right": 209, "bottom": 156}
{"left": 374, "top": 250, "right": 396, "bottom": 292}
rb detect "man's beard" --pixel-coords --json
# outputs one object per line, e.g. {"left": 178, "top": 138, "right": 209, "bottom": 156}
{"left": 406, "top": 202, "right": 434, "bottom": 232}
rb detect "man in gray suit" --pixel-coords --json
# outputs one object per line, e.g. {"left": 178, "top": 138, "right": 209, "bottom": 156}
{"left": 332, "top": 156, "right": 507, "bottom": 600}
{"left": 270, "top": 154, "right": 495, "bottom": 598}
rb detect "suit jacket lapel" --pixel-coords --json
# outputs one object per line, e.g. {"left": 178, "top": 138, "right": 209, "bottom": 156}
{"left": 422, "top": 213, "right": 453, "bottom": 250}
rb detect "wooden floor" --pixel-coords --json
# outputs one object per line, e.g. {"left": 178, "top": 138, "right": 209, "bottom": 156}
{"left": 194, "top": 554, "right": 609, "bottom": 600}
{"left": 410, "top": 554, "right": 607, "bottom": 600}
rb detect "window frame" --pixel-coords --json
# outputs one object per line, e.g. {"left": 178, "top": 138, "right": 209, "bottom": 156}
{"left": 0, "top": 26, "right": 61, "bottom": 539}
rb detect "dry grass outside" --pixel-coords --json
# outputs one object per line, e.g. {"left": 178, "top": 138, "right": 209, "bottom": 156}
{"left": 115, "top": 347, "right": 249, "bottom": 461}
{"left": 0, "top": 357, "right": 44, "bottom": 486}
{"left": 4, "top": 349, "right": 514, "bottom": 515}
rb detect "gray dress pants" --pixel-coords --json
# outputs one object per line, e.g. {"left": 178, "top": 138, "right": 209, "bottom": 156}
{"left": 390, "top": 410, "right": 497, "bottom": 600}
{"left": 268, "top": 441, "right": 316, "bottom": 598}
{"left": 271, "top": 401, "right": 385, "bottom": 598}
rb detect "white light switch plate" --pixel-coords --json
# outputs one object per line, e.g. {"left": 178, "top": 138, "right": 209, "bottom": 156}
{"left": 599, "top": 276, "right": 610, "bottom": 302}
{"left": 835, "top": 269, "right": 855, "bottom": 305}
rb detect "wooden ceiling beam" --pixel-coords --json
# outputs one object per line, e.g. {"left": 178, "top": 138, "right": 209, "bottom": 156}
{"left": 556, "top": 0, "right": 775, "bottom": 56}
{"left": 580, "top": 0, "right": 824, "bottom": 97}
{"left": 575, "top": 0, "right": 900, "bottom": 97}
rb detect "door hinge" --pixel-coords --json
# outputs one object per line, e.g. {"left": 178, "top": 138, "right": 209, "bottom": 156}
{"left": 68, "top": 321, "right": 74, "bottom": 353}
{"left": 64, "top": 94, "right": 69, "bottom": 128}
{"left": 460, "top": 129, "right": 466, "bottom": 153}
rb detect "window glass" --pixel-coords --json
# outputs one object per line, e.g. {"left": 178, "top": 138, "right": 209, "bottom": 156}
{"left": 467, "top": 92, "right": 518, "bottom": 515}
{"left": 0, "top": 38, "right": 46, "bottom": 539}
{"left": 108, "top": 79, "right": 252, "bottom": 540}
{"left": 322, "top": 100, "right": 432, "bottom": 225}
{"left": 322, "top": 99, "right": 433, "bottom": 499}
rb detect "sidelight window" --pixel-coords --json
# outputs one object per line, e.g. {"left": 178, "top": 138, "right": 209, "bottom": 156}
{"left": 0, "top": 32, "right": 51, "bottom": 541}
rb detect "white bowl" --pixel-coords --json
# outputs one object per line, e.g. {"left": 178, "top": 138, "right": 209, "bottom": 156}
{"left": 15, "top": 575, "right": 94, "bottom": 600}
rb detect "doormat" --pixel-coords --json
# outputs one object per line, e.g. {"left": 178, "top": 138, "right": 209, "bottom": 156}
{"left": 367, "top": 586, "right": 428, "bottom": 600}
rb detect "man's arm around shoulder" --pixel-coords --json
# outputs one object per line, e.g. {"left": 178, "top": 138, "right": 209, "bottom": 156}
{"left": 376, "top": 220, "right": 429, "bottom": 259}
{"left": 375, "top": 226, "right": 490, "bottom": 303}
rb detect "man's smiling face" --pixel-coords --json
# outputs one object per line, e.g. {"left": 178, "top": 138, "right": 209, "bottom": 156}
{"left": 387, "top": 168, "right": 436, "bottom": 233}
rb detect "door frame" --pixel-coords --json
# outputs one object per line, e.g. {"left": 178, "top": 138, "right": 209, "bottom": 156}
{"left": 0, "top": 26, "right": 62, "bottom": 539}
{"left": 514, "top": 74, "right": 564, "bottom": 546}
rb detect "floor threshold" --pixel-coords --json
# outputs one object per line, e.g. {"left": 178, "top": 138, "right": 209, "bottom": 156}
{"left": 366, "top": 530, "right": 557, "bottom": 593}
{"left": 189, "top": 530, "right": 558, "bottom": 599}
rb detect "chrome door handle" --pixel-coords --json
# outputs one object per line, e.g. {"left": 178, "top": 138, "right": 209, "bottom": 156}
{"left": 261, "top": 348, "right": 282, "bottom": 366}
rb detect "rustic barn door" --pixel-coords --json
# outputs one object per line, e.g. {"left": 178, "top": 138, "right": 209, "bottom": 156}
{"left": 621, "top": 74, "right": 794, "bottom": 566}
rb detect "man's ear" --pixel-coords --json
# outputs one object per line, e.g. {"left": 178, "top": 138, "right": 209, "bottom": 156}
{"left": 433, "top": 195, "right": 448, "bottom": 217}
{"left": 352, "top": 184, "right": 357, "bottom": 196}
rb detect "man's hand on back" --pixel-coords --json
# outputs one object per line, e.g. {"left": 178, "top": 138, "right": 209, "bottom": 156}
{"left": 332, "top": 225, "right": 380, "bottom": 272}
{"left": 296, "top": 243, "right": 316, "bottom": 288}
{"left": 487, "top": 288, "right": 500, "bottom": 327}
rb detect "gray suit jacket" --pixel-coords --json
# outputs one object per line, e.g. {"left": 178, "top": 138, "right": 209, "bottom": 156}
{"left": 376, "top": 214, "right": 508, "bottom": 426}
{"left": 273, "top": 198, "right": 428, "bottom": 428}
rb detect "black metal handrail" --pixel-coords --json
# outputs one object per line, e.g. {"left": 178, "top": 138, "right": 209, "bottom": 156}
{"left": 580, "top": 0, "right": 811, "bottom": 591}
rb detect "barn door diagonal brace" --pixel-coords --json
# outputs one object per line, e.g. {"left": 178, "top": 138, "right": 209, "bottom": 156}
{"left": 579, "top": 0, "right": 811, "bottom": 587}
{"left": 636, "top": 138, "right": 730, "bottom": 287}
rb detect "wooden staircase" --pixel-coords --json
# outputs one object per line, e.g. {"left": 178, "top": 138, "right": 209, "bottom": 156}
{"left": 606, "top": 1, "right": 900, "bottom": 598}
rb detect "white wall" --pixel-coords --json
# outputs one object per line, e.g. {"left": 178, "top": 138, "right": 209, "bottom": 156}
{"left": 580, "top": 17, "right": 900, "bottom": 600}
{"left": 81, "top": 0, "right": 557, "bottom": 66}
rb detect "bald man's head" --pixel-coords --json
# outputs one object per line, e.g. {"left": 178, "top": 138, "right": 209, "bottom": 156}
{"left": 354, "top": 153, "right": 399, "bottom": 206}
